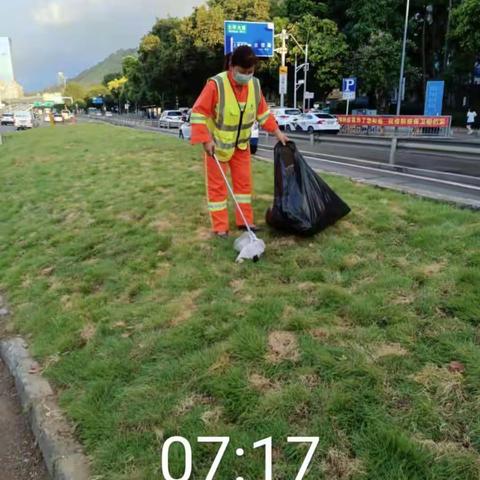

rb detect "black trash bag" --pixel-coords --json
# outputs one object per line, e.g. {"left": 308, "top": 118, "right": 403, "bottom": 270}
{"left": 266, "top": 141, "right": 351, "bottom": 236}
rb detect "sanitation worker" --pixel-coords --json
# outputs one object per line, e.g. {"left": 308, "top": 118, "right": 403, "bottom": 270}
{"left": 191, "top": 45, "right": 288, "bottom": 238}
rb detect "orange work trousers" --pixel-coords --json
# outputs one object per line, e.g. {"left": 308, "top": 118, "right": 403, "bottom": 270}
{"left": 204, "top": 147, "right": 253, "bottom": 233}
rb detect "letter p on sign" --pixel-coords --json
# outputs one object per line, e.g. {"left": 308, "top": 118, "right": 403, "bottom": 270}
{"left": 342, "top": 78, "right": 356, "bottom": 100}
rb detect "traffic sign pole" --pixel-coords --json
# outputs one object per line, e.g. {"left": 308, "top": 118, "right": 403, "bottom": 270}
{"left": 278, "top": 29, "right": 288, "bottom": 108}
{"left": 346, "top": 99, "right": 350, "bottom": 115}
{"left": 396, "top": 0, "right": 410, "bottom": 116}
{"left": 303, "top": 43, "right": 308, "bottom": 112}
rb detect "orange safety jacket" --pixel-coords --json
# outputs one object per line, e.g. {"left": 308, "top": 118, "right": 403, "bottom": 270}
{"left": 190, "top": 70, "right": 278, "bottom": 145}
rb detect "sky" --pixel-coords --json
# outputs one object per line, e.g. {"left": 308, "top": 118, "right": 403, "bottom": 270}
{"left": 1, "top": 0, "right": 204, "bottom": 92}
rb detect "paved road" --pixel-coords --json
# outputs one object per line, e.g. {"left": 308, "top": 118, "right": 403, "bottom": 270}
{"left": 0, "top": 359, "right": 48, "bottom": 480}
{"left": 261, "top": 132, "right": 480, "bottom": 178}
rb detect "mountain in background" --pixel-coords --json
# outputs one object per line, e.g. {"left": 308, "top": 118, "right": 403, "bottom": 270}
{"left": 72, "top": 48, "right": 137, "bottom": 86}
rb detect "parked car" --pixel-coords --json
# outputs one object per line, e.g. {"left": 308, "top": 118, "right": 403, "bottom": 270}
{"left": 14, "top": 111, "right": 35, "bottom": 130}
{"left": 53, "top": 112, "right": 64, "bottom": 123}
{"left": 1, "top": 112, "right": 15, "bottom": 126}
{"left": 159, "top": 110, "right": 183, "bottom": 128}
{"left": 179, "top": 112, "right": 191, "bottom": 140}
{"left": 288, "top": 113, "right": 341, "bottom": 134}
{"left": 61, "top": 110, "right": 71, "bottom": 120}
{"left": 271, "top": 107, "right": 302, "bottom": 130}
{"left": 105, "top": 111, "right": 113, "bottom": 117}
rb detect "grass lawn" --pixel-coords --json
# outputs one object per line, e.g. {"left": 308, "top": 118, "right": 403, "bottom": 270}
{"left": 1, "top": 123, "right": 480, "bottom": 480}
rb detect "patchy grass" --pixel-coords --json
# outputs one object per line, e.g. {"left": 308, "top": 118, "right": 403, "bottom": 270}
{"left": 1, "top": 123, "right": 480, "bottom": 479}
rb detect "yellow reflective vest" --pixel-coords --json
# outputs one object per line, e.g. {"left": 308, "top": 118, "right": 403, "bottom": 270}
{"left": 204, "top": 72, "right": 261, "bottom": 162}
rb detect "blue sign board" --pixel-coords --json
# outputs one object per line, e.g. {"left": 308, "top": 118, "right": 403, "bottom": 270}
{"left": 424, "top": 80, "right": 444, "bottom": 116}
{"left": 342, "top": 77, "right": 357, "bottom": 100}
{"left": 92, "top": 97, "right": 104, "bottom": 105}
{"left": 224, "top": 21, "right": 275, "bottom": 57}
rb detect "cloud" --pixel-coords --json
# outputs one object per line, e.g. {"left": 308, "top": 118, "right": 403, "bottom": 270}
{"left": 32, "top": 2, "right": 73, "bottom": 26}
{"left": 5, "top": 0, "right": 204, "bottom": 91}
{"left": 32, "top": 0, "right": 200, "bottom": 27}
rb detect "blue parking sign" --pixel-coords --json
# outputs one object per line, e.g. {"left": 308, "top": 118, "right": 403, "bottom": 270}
{"left": 342, "top": 78, "right": 356, "bottom": 100}
{"left": 224, "top": 21, "right": 275, "bottom": 57}
{"left": 424, "top": 81, "right": 444, "bottom": 116}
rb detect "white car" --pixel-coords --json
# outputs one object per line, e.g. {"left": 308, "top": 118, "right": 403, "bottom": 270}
{"left": 288, "top": 113, "right": 341, "bottom": 134}
{"left": 105, "top": 111, "right": 113, "bottom": 117}
{"left": 271, "top": 107, "right": 302, "bottom": 130}
{"left": 159, "top": 110, "right": 184, "bottom": 128}
{"left": 53, "top": 113, "right": 64, "bottom": 123}
{"left": 1, "top": 112, "right": 15, "bottom": 126}
{"left": 14, "top": 111, "right": 35, "bottom": 130}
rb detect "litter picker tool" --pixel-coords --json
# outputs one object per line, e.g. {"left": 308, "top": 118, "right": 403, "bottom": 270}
{"left": 212, "top": 153, "right": 266, "bottom": 263}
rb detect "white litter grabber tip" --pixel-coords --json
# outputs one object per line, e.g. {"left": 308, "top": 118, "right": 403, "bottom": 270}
{"left": 234, "top": 232, "right": 266, "bottom": 263}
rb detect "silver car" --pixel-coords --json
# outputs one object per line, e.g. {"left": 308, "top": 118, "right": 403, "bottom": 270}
{"left": 14, "top": 111, "right": 35, "bottom": 130}
{"left": 159, "top": 110, "right": 183, "bottom": 128}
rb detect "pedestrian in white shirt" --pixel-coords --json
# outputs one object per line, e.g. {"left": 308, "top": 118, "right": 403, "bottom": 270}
{"left": 466, "top": 108, "right": 477, "bottom": 135}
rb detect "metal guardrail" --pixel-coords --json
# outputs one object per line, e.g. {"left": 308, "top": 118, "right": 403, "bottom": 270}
{"left": 88, "top": 114, "right": 479, "bottom": 166}
{"left": 263, "top": 131, "right": 480, "bottom": 164}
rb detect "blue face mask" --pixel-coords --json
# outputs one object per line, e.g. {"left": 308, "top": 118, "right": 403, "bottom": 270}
{"left": 233, "top": 70, "right": 253, "bottom": 85}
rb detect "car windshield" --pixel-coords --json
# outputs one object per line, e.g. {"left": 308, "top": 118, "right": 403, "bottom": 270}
{"left": 314, "top": 113, "right": 334, "bottom": 119}
{"left": 167, "top": 111, "right": 182, "bottom": 116}
{"left": 285, "top": 109, "right": 301, "bottom": 115}
{"left": 15, "top": 112, "right": 30, "bottom": 118}
{"left": 3, "top": 113, "right": 14, "bottom": 117}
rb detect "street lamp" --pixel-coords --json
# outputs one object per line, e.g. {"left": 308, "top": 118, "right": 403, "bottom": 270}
{"left": 396, "top": 0, "right": 411, "bottom": 115}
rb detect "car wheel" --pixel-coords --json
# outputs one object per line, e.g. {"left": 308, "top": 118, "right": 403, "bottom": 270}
{"left": 285, "top": 124, "right": 291, "bottom": 132}
{"left": 307, "top": 126, "right": 314, "bottom": 133}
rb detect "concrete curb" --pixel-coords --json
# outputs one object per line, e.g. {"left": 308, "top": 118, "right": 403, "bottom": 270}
{"left": 0, "top": 337, "right": 91, "bottom": 480}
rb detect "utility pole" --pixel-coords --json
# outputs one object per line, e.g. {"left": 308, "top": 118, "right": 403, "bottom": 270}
{"left": 275, "top": 29, "right": 289, "bottom": 108}
{"left": 303, "top": 43, "right": 308, "bottom": 112}
{"left": 294, "top": 54, "right": 297, "bottom": 109}
{"left": 396, "top": 0, "right": 410, "bottom": 115}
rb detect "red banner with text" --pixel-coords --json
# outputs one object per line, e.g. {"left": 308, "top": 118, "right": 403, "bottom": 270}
{"left": 336, "top": 115, "right": 451, "bottom": 128}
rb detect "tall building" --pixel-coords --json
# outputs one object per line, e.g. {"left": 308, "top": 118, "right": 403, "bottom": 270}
{"left": 0, "top": 37, "right": 23, "bottom": 100}
{"left": 0, "top": 37, "right": 15, "bottom": 83}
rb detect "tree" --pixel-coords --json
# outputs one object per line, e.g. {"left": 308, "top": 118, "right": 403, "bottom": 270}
{"left": 451, "top": 0, "right": 480, "bottom": 54}
{"left": 102, "top": 72, "right": 122, "bottom": 86}
{"left": 353, "top": 31, "right": 402, "bottom": 112}
{"left": 64, "top": 82, "right": 86, "bottom": 101}
{"left": 305, "top": 18, "right": 348, "bottom": 99}
{"left": 284, "top": 0, "right": 327, "bottom": 21}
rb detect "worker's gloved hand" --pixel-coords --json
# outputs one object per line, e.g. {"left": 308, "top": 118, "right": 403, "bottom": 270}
{"left": 203, "top": 141, "right": 216, "bottom": 157}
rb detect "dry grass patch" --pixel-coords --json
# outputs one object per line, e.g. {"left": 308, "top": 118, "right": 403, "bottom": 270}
{"left": 175, "top": 394, "right": 213, "bottom": 416}
{"left": 419, "top": 261, "right": 446, "bottom": 277}
{"left": 412, "top": 363, "right": 466, "bottom": 408}
{"left": 266, "top": 331, "right": 300, "bottom": 363}
{"left": 149, "top": 218, "right": 173, "bottom": 232}
{"left": 208, "top": 352, "right": 231, "bottom": 374}
{"left": 392, "top": 292, "right": 416, "bottom": 305}
{"left": 321, "top": 448, "right": 364, "bottom": 480}
{"left": 297, "top": 282, "right": 317, "bottom": 292}
{"left": 169, "top": 289, "right": 203, "bottom": 326}
{"left": 195, "top": 226, "right": 212, "bottom": 241}
{"left": 80, "top": 323, "right": 96, "bottom": 342}
{"left": 248, "top": 373, "right": 281, "bottom": 393}
{"left": 372, "top": 342, "right": 409, "bottom": 360}
{"left": 229, "top": 279, "right": 245, "bottom": 294}
{"left": 201, "top": 407, "right": 223, "bottom": 426}
{"left": 342, "top": 254, "right": 362, "bottom": 269}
